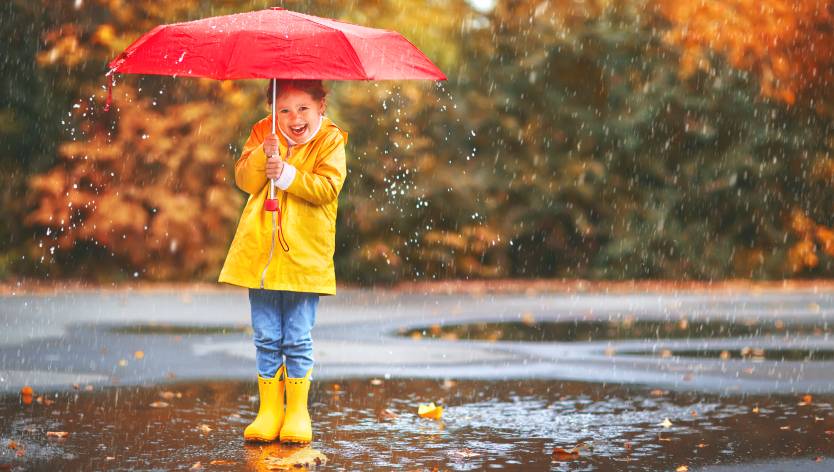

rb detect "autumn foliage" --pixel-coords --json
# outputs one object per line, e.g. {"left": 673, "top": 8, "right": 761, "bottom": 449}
{"left": 26, "top": 90, "right": 243, "bottom": 279}
{"left": 658, "top": 0, "right": 834, "bottom": 108}
{"left": 4, "top": 0, "right": 834, "bottom": 282}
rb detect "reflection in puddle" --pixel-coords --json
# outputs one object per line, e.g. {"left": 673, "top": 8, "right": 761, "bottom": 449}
{"left": 1, "top": 379, "right": 833, "bottom": 470}
{"left": 401, "top": 319, "right": 831, "bottom": 342}
{"left": 628, "top": 348, "right": 834, "bottom": 362}
{"left": 108, "top": 324, "right": 250, "bottom": 335}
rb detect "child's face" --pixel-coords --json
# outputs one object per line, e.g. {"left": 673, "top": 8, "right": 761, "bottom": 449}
{"left": 274, "top": 88, "right": 325, "bottom": 143}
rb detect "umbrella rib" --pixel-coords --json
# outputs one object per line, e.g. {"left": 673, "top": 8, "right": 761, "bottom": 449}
{"left": 282, "top": 10, "right": 371, "bottom": 79}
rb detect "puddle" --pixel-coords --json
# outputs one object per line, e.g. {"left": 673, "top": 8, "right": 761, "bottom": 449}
{"left": 628, "top": 348, "right": 834, "bottom": 362}
{"left": 108, "top": 324, "right": 250, "bottom": 335}
{"left": 1, "top": 379, "right": 833, "bottom": 470}
{"left": 401, "top": 320, "right": 831, "bottom": 342}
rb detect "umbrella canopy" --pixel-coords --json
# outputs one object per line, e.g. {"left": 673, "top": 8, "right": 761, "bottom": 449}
{"left": 107, "top": 7, "right": 446, "bottom": 81}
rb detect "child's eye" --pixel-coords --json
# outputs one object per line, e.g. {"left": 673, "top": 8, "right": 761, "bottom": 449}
{"left": 279, "top": 109, "right": 289, "bottom": 113}
{"left": 299, "top": 107, "right": 309, "bottom": 111}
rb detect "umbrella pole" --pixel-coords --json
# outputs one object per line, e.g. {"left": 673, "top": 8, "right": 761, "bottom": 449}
{"left": 265, "top": 78, "right": 278, "bottom": 212}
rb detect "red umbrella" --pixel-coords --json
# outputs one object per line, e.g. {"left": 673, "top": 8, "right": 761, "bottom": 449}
{"left": 106, "top": 6, "right": 445, "bottom": 210}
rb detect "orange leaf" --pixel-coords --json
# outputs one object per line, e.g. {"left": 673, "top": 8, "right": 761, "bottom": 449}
{"left": 551, "top": 447, "right": 580, "bottom": 461}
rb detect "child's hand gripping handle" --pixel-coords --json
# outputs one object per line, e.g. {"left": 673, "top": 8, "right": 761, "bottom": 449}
{"left": 264, "top": 133, "right": 282, "bottom": 212}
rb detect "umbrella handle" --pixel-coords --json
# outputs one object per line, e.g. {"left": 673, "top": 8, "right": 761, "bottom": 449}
{"left": 265, "top": 78, "right": 280, "bottom": 213}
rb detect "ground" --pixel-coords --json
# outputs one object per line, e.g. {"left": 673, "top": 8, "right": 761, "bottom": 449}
{"left": 1, "top": 281, "right": 834, "bottom": 470}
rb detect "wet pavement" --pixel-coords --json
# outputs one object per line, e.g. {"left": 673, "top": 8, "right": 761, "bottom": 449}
{"left": 2, "top": 378, "right": 834, "bottom": 471}
{"left": 2, "top": 287, "right": 834, "bottom": 469}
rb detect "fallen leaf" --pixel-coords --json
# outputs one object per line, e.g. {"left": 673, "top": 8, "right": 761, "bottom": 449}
{"left": 378, "top": 409, "right": 398, "bottom": 421}
{"left": 46, "top": 431, "right": 69, "bottom": 439}
{"left": 134, "top": 351, "right": 145, "bottom": 360}
{"left": 659, "top": 418, "right": 673, "bottom": 428}
{"left": 189, "top": 462, "right": 203, "bottom": 470}
{"left": 149, "top": 401, "right": 169, "bottom": 408}
{"left": 160, "top": 391, "right": 181, "bottom": 400}
{"left": 448, "top": 448, "right": 480, "bottom": 460}
{"left": 441, "top": 379, "right": 457, "bottom": 390}
{"left": 551, "top": 447, "right": 580, "bottom": 461}
{"left": 263, "top": 447, "right": 327, "bottom": 470}
{"left": 800, "top": 394, "right": 813, "bottom": 405}
{"left": 696, "top": 443, "right": 707, "bottom": 448}
{"left": 197, "top": 424, "right": 213, "bottom": 433}
{"left": 520, "top": 312, "right": 536, "bottom": 326}
{"left": 676, "top": 466, "right": 689, "bottom": 472}
{"left": 209, "top": 459, "right": 236, "bottom": 465}
{"left": 417, "top": 402, "right": 443, "bottom": 420}
{"left": 35, "top": 396, "right": 55, "bottom": 406}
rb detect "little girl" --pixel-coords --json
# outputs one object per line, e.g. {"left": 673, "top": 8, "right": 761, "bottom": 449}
{"left": 219, "top": 79, "right": 347, "bottom": 443}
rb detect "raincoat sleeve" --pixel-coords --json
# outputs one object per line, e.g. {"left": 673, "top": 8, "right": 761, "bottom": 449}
{"left": 234, "top": 126, "right": 269, "bottom": 195}
{"left": 285, "top": 133, "right": 347, "bottom": 205}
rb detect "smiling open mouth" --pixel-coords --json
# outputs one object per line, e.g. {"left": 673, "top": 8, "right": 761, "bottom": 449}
{"left": 289, "top": 124, "right": 308, "bottom": 136}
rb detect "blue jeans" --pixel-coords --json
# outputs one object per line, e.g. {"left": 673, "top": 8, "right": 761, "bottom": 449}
{"left": 249, "top": 289, "right": 318, "bottom": 379}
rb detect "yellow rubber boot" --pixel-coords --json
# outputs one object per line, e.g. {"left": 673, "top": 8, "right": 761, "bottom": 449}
{"left": 280, "top": 368, "right": 312, "bottom": 443}
{"left": 243, "top": 366, "right": 285, "bottom": 442}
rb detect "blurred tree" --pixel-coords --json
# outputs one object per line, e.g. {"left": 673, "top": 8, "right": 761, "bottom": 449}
{"left": 20, "top": 0, "right": 251, "bottom": 280}
{"left": 657, "top": 0, "right": 834, "bottom": 109}
{"left": 6, "top": 0, "right": 834, "bottom": 283}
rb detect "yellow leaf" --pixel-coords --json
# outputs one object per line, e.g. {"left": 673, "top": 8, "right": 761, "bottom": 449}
{"left": 134, "top": 351, "right": 145, "bottom": 360}
{"left": 417, "top": 402, "right": 444, "bottom": 419}
{"left": 659, "top": 418, "right": 673, "bottom": 428}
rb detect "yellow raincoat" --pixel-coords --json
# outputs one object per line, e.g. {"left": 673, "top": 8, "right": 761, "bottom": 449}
{"left": 218, "top": 116, "right": 347, "bottom": 295}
